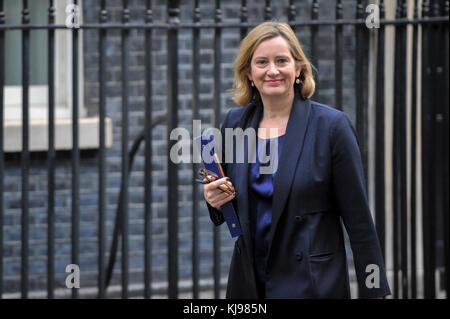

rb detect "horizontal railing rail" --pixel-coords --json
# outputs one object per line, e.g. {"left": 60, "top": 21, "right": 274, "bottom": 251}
{"left": 0, "top": 17, "right": 449, "bottom": 30}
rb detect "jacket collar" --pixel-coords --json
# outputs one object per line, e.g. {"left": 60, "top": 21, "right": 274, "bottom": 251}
{"left": 233, "top": 100, "right": 263, "bottom": 251}
{"left": 268, "top": 96, "right": 311, "bottom": 254}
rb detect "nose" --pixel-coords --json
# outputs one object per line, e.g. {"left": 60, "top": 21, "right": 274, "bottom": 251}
{"left": 267, "top": 62, "right": 279, "bottom": 76}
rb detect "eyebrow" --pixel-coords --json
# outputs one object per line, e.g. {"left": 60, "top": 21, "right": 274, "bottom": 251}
{"left": 253, "top": 55, "right": 291, "bottom": 60}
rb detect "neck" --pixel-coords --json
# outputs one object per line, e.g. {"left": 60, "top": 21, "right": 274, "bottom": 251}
{"left": 260, "top": 91, "right": 295, "bottom": 121}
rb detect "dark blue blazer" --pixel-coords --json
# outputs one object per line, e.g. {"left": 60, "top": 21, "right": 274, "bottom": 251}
{"left": 207, "top": 96, "right": 391, "bottom": 299}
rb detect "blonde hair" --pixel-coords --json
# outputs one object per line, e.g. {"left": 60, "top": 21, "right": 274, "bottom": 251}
{"left": 230, "top": 21, "right": 315, "bottom": 106}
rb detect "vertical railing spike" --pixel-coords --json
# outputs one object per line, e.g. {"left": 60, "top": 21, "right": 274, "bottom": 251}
{"left": 191, "top": 0, "right": 200, "bottom": 300}
{"left": 213, "top": 0, "right": 222, "bottom": 299}
{"left": 98, "top": 0, "right": 108, "bottom": 299}
{"left": 240, "top": 0, "right": 248, "bottom": 39}
{"left": 21, "top": 0, "right": 30, "bottom": 300}
{"left": 71, "top": 0, "right": 80, "bottom": 300}
{"left": 144, "top": 0, "right": 153, "bottom": 300}
{"left": 47, "top": 0, "right": 56, "bottom": 300}
{"left": 0, "top": 0, "right": 5, "bottom": 300}
{"left": 167, "top": 0, "right": 180, "bottom": 299}
{"left": 121, "top": 0, "right": 130, "bottom": 299}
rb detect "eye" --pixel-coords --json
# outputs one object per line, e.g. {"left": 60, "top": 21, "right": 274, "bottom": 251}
{"left": 277, "top": 58, "right": 288, "bottom": 64}
{"left": 255, "top": 59, "right": 267, "bottom": 65}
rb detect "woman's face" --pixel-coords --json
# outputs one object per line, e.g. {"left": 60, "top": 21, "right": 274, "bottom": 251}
{"left": 248, "top": 36, "right": 301, "bottom": 100}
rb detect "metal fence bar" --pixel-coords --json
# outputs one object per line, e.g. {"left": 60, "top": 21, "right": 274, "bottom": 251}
{"left": 213, "top": 0, "right": 222, "bottom": 299}
{"left": 431, "top": 0, "right": 442, "bottom": 299}
{"left": 1, "top": 17, "right": 449, "bottom": 31}
{"left": 443, "top": 0, "right": 450, "bottom": 299}
{"left": 191, "top": 0, "right": 200, "bottom": 299}
{"left": 420, "top": 0, "right": 429, "bottom": 299}
{"left": 310, "top": 0, "right": 319, "bottom": 101}
{"left": 0, "top": 0, "right": 4, "bottom": 300}
{"left": 355, "top": 0, "right": 368, "bottom": 193}
{"left": 410, "top": 0, "right": 419, "bottom": 299}
{"left": 399, "top": 0, "right": 408, "bottom": 299}
{"left": 363, "top": 0, "right": 370, "bottom": 183}
{"left": 121, "top": 0, "right": 130, "bottom": 299}
{"left": 240, "top": 0, "right": 248, "bottom": 40}
{"left": 375, "top": 0, "right": 386, "bottom": 261}
{"left": 264, "top": 0, "right": 272, "bottom": 21}
{"left": 20, "top": 0, "right": 30, "bottom": 299}
{"left": 421, "top": 0, "right": 434, "bottom": 299}
{"left": 288, "top": 0, "right": 296, "bottom": 31}
{"left": 334, "top": 0, "right": 343, "bottom": 111}
{"left": 167, "top": 0, "right": 180, "bottom": 299}
{"left": 47, "top": 0, "right": 55, "bottom": 299}
{"left": 144, "top": 0, "right": 153, "bottom": 300}
{"left": 392, "top": 0, "right": 402, "bottom": 299}
{"left": 428, "top": 0, "right": 440, "bottom": 299}
{"left": 71, "top": 0, "right": 80, "bottom": 300}
{"left": 433, "top": 0, "right": 446, "bottom": 299}
{"left": 98, "top": 0, "right": 107, "bottom": 299}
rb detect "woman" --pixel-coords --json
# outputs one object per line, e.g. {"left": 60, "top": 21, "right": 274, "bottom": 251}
{"left": 202, "top": 21, "right": 390, "bottom": 299}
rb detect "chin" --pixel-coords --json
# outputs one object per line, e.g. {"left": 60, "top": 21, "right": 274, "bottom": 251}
{"left": 261, "top": 89, "right": 289, "bottom": 97}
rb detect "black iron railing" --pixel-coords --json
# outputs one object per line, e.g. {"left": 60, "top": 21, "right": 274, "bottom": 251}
{"left": 0, "top": 0, "right": 448, "bottom": 299}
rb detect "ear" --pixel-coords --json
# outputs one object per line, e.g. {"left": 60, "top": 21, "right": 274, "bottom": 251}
{"left": 247, "top": 72, "right": 253, "bottom": 82}
{"left": 295, "top": 64, "right": 302, "bottom": 78}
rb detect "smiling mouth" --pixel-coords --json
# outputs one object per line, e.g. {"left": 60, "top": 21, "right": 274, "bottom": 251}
{"left": 265, "top": 79, "right": 283, "bottom": 83}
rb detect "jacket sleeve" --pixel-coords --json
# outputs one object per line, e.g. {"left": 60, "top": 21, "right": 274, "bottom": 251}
{"left": 330, "top": 112, "right": 391, "bottom": 299}
{"left": 205, "top": 109, "right": 234, "bottom": 227}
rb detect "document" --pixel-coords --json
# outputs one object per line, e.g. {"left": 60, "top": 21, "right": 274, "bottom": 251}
{"left": 194, "top": 132, "right": 242, "bottom": 238}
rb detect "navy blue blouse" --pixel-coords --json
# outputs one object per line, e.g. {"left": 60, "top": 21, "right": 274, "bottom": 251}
{"left": 248, "top": 134, "right": 285, "bottom": 290}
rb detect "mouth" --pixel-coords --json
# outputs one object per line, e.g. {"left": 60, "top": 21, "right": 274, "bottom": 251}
{"left": 265, "top": 79, "right": 283, "bottom": 84}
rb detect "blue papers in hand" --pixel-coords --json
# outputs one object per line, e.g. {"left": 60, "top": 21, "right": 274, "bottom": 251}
{"left": 194, "top": 132, "right": 242, "bottom": 238}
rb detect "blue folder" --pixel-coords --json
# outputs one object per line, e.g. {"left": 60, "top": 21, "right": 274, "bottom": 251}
{"left": 194, "top": 132, "right": 242, "bottom": 238}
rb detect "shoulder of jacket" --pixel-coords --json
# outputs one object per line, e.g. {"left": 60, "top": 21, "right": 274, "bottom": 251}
{"left": 307, "top": 100, "right": 354, "bottom": 138}
{"left": 309, "top": 100, "right": 344, "bottom": 120}
{"left": 223, "top": 106, "right": 247, "bottom": 128}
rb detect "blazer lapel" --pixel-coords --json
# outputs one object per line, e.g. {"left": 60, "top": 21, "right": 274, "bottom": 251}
{"left": 233, "top": 103, "right": 263, "bottom": 256}
{"left": 268, "top": 97, "right": 312, "bottom": 254}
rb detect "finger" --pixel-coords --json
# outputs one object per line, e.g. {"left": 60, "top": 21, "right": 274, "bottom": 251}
{"left": 205, "top": 170, "right": 219, "bottom": 179}
{"left": 218, "top": 181, "right": 234, "bottom": 194}
{"left": 207, "top": 188, "right": 231, "bottom": 203}
{"left": 210, "top": 177, "right": 230, "bottom": 189}
{"left": 209, "top": 191, "right": 234, "bottom": 209}
{"left": 214, "top": 192, "right": 236, "bottom": 208}
{"left": 204, "top": 177, "right": 228, "bottom": 191}
{"left": 223, "top": 181, "right": 235, "bottom": 192}
{"left": 219, "top": 184, "right": 234, "bottom": 195}
{"left": 204, "top": 186, "right": 226, "bottom": 203}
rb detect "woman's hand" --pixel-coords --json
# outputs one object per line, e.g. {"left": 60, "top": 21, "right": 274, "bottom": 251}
{"left": 203, "top": 176, "right": 236, "bottom": 211}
